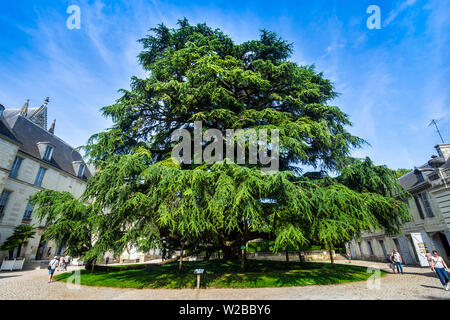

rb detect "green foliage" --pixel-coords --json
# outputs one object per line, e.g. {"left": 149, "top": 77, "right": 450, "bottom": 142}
{"left": 337, "top": 157, "right": 409, "bottom": 199}
{"left": 0, "top": 224, "right": 36, "bottom": 256}
{"left": 82, "top": 19, "right": 364, "bottom": 172}
{"left": 29, "top": 190, "right": 94, "bottom": 259}
{"left": 32, "top": 19, "right": 412, "bottom": 264}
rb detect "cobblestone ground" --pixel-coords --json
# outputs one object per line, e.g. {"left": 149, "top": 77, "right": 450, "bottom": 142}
{"left": 0, "top": 260, "right": 449, "bottom": 300}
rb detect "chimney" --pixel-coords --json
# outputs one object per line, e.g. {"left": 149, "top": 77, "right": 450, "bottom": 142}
{"left": 49, "top": 119, "right": 56, "bottom": 134}
{"left": 21, "top": 99, "right": 29, "bottom": 116}
{"left": 435, "top": 144, "right": 450, "bottom": 161}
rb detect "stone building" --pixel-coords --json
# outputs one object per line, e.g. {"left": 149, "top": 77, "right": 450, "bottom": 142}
{"left": 348, "top": 144, "right": 450, "bottom": 266}
{"left": 0, "top": 98, "right": 91, "bottom": 261}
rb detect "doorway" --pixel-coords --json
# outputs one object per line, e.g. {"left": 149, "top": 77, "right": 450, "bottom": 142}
{"left": 406, "top": 235, "right": 419, "bottom": 264}
{"left": 431, "top": 232, "right": 450, "bottom": 263}
{"left": 378, "top": 239, "right": 387, "bottom": 257}
{"left": 393, "top": 238, "right": 399, "bottom": 251}
{"left": 35, "top": 239, "right": 47, "bottom": 260}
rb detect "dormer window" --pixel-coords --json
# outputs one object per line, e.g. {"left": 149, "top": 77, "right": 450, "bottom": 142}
{"left": 77, "top": 164, "right": 85, "bottom": 178}
{"left": 37, "top": 142, "right": 55, "bottom": 161}
{"left": 43, "top": 145, "right": 54, "bottom": 161}
{"left": 72, "top": 161, "right": 86, "bottom": 179}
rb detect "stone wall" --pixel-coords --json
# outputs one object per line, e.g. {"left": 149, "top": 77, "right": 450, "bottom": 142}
{"left": 0, "top": 147, "right": 87, "bottom": 261}
{"left": 247, "top": 250, "right": 336, "bottom": 262}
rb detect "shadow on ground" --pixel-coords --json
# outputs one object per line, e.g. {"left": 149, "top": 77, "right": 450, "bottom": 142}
{"left": 0, "top": 274, "right": 20, "bottom": 279}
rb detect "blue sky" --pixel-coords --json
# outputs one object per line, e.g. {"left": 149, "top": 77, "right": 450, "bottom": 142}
{"left": 0, "top": 0, "right": 448, "bottom": 170}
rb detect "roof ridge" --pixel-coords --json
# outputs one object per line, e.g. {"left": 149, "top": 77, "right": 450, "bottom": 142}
{"left": 14, "top": 114, "right": 80, "bottom": 151}
{"left": 29, "top": 104, "right": 46, "bottom": 119}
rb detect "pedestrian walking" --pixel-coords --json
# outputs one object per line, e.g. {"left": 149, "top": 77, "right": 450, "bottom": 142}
{"left": 392, "top": 250, "right": 404, "bottom": 274}
{"left": 425, "top": 250, "right": 433, "bottom": 268}
{"left": 386, "top": 253, "right": 396, "bottom": 273}
{"left": 47, "top": 256, "right": 59, "bottom": 283}
{"left": 64, "top": 255, "right": 71, "bottom": 271}
{"left": 430, "top": 250, "right": 449, "bottom": 291}
{"left": 57, "top": 256, "right": 65, "bottom": 271}
{"left": 105, "top": 256, "right": 109, "bottom": 265}
{"left": 345, "top": 249, "right": 352, "bottom": 263}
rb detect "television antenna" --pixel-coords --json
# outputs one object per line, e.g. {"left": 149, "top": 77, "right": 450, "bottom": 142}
{"left": 429, "top": 119, "right": 445, "bottom": 144}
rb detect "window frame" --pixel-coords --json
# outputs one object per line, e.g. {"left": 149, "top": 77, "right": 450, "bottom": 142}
{"left": 43, "top": 145, "right": 54, "bottom": 161}
{"left": 378, "top": 239, "right": 387, "bottom": 257}
{"left": 8, "top": 156, "right": 23, "bottom": 179}
{"left": 367, "top": 240, "right": 374, "bottom": 255}
{"left": 413, "top": 195, "right": 425, "bottom": 219}
{"left": 34, "top": 167, "right": 47, "bottom": 187}
{"left": 23, "top": 202, "right": 34, "bottom": 220}
{"left": 420, "top": 192, "right": 434, "bottom": 218}
{"left": 77, "top": 163, "right": 85, "bottom": 178}
{"left": 0, "top": 190, "right": 12, "bottom": 216}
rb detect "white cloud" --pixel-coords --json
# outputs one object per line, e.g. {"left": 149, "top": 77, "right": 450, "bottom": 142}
{"left": 384, "top": 0, "right": 418, "bottom": 26}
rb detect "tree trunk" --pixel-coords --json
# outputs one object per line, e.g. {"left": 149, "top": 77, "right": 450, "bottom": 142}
{"left": 205, "top": 248, "right": 212, "bottom": 261}
{"left": 157, "top": 249, "right": 201, "bottom": 265}
{"left": 179, "top": 242, "right": 185, "bottom": 272}
{"left": 329, "top": 247, "right": 334, "bottom": 266}
{"left": 298, "top": 250, "right": 304, "bottom": 263}
{"left": 241, "top": 249, "right": 245, "bottom": 272}
{"left": 222, "top": 245, "right": 240, "bottom": 261}
{"left": 285, "top": 248, "right": 289, "bottom": 263}
{"left": 85, "top": 258, "right": 96, "bottom": 273}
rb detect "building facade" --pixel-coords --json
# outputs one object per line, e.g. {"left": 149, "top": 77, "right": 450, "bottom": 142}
{"left": 0, "top": 99, "right": 91, "bottom": 261}
{"left": 348, "top": 144, "right": 450, "bottom": 266}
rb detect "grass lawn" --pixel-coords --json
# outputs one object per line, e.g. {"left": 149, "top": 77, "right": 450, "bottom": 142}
{"left": 54, "top": 260, "right": 385, "bottom": 289}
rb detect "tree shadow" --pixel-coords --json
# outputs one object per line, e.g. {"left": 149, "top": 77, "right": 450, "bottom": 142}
{"left": 421, "top": 295, "right": 450, "bottom": 300}
{"left": 403, "top": 271, "right": 440, "bottom": 279}
{"left": 0, "top": 275, "right": 20, "bottom": 279}
{"left": 420, "top": 284, "right": 445, "bottom": 290}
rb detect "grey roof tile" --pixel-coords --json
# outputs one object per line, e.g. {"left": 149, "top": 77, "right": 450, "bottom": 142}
{"left": 4, "top": 113, "right": 91, "bottom": 180}
{"left": 0, "top": 115, "right": 20, "bottom": 144}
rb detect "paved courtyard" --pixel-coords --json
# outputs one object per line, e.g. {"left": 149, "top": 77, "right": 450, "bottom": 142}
{"left": 0, "top": 260, "right": 449, "bottom": 300}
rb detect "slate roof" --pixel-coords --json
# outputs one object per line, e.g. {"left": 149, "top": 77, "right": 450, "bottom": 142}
{"left": 3, "top": 113, "right": 91, "bottom": 180}
{"left": 398, "top": 169, "right": 425, "bottom": 191}
{"left": 0, "top": 114, "right": 20, "bottom": 144}
{"left": 3, "top": 106, "right": 47, "bottom": 130}
{"left": 397, "top": 162, "right": 444, "bottom": 191}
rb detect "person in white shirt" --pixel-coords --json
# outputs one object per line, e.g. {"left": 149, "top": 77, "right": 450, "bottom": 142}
{"left": 47, "top": 256, "right": 59, "bottom": 283}
{"left": 392, "top": 250, "right": 404, "bottom": 274}
{"left": 431, "top": 250, "right": 449, "bottom": 290}
{"left": 64, "top": 255, "right": 71, "bottom": 271}
{"left": 57, "top": 256, "right": 65, "bottom": 271}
